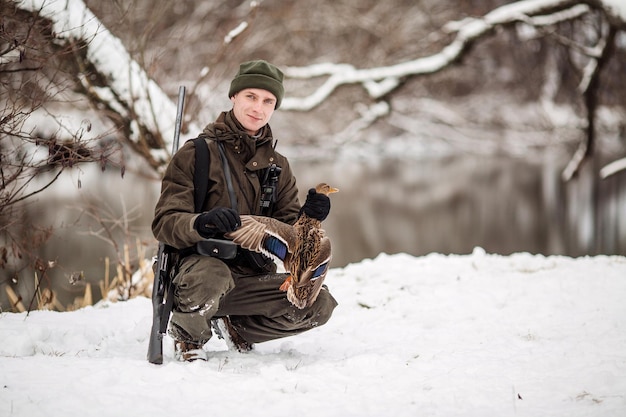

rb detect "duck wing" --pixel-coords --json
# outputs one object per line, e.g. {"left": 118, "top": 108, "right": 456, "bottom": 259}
{"left": 292, "top": 233, "right": 332, "bottom": 308}
{"left": 225, "top": 215, "right": 297, "bottom": 268}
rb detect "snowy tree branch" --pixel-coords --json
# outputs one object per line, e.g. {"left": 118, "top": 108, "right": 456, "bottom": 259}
{"left": 280, "top": 0, "right": 625, "bottom": 184}
{"left": 600, "top": 157, "right": 626, "bottom": 179}
{"left": 16, "top": 0, "right": 179, "bottom": 169}
{"left": 281, "top": 0, "right": 590, "bottom": 111}
{"left": 562, "top": 23, "right": 617, "bottom": 181}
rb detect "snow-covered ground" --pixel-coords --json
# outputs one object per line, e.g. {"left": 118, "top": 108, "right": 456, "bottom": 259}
{"left": 1, "top": 249, "right": 625, "bottom": 417}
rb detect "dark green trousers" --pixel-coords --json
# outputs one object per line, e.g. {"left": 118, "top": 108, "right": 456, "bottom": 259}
{"left": 169, "top": 254, "right": 338, "bottom": 345}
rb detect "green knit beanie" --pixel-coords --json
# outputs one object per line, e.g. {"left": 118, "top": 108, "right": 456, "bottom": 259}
{"left": 228, "top": 60, "right": 285, "bottom": 109}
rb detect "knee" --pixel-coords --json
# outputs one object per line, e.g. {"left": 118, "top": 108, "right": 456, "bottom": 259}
{"left": 310, "top": 287, "right": 338, "bottom": 327}
{"left": 174, "top": 255, "right": 233, "bottom": 299}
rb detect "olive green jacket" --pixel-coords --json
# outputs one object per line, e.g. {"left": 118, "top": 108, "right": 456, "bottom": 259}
{"left": 152, "top": 111, "right": 301, "bottom": 255}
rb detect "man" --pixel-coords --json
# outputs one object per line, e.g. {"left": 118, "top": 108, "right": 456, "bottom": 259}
{"left": 152, "top": 60, "right": 338, "bottom": 361}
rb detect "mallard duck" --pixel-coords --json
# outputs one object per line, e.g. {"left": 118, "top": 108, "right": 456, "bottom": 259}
{"left": 225, "top": 183, "right": 339, "bottom": 309}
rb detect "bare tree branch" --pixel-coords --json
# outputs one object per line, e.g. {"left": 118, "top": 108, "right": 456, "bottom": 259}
{"left": 16, "top": 0, "right": 180, "bottom": 168}
{"left": 600, "top": 157, "right": 626, "bottom": 179}
{"left": 562, "top": 21, "right": 617, "bottom": 181}
{"left": 282, "top": 0, "right": 589, "bottom": 111}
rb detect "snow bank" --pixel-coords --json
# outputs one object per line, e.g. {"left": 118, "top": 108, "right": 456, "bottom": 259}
{"left": 1, "top": 250, "right": 625, "bottom": 416}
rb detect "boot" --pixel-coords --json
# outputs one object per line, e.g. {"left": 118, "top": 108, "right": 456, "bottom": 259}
{"left": 211, "top": 317, "right": 254, "bottom": 353}
{"left": 174, "top": 340, "right": 208, "bottom": 362}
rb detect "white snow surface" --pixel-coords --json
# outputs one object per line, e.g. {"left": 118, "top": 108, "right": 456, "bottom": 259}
{"left": 1, "top": 249, "right": 625, "bottom": 417}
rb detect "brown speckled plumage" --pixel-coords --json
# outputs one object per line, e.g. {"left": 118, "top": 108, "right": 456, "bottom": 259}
{"left": 226, "top": 183, "right": 338, "bottom": 309}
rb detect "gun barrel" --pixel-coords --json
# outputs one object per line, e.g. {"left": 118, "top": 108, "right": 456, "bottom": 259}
{"left": 148, "top": 86, "right": 185, "bottom": 364}
{"left": 172, "top": 86, "right": 186, "bottom": 154}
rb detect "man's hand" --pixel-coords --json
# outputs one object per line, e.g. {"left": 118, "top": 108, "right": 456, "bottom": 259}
{"left": 300, "top": 188, "right": 331, "bottom": 221}
{"left": 194, "top": 207, "right": 241, "bottom": 237}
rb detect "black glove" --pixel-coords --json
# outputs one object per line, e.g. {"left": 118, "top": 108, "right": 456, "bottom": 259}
{"left": 194, "top": 207, "right": 240, "bottom": 237}
{"left": 300, "top": 188, "right": 331, "bottom": 221}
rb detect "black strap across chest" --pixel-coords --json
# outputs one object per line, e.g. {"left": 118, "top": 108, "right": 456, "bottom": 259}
{"left": 192, "top": 137, "right": 209, "bottom": 212}
{"left": 191, "top": 137, "right": 238, "bottom": 213}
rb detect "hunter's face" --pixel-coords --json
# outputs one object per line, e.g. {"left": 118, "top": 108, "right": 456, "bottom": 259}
{"left": 231, "top": 88, "right": 277, "bottom": 135}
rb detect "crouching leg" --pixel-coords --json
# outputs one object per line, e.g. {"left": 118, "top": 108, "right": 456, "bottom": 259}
{"left": 168, "top": 254, "right": 234, "bottom": 359}
{"left": 216, "top": 272, "right": 338, "bottom": 344}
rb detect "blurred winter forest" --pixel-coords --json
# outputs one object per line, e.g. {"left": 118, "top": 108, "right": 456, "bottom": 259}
{"left": 1, "top": 0, "right": 626, "bottom": 311}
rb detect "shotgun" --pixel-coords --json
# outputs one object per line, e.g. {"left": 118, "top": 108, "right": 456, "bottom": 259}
{"left": 147, "top": 86, "right": 186, "bottom": 364}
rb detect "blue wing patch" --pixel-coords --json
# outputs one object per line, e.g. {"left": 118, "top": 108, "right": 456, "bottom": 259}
{"left": 311, "top": 262, "right": 328, "bottom": 280}
{"left": 263, "top": 235, "right": 288, "bottom": 261}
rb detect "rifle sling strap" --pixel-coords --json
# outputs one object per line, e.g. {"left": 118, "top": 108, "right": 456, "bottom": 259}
{"left": 192, "top": 137, "right": 238, "bottom": 212}
{"left": 192, "top": 137, "right": 209, "bottom": 212}
{"left": 217, "top": 141, "right": 238, "bottom": 210}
